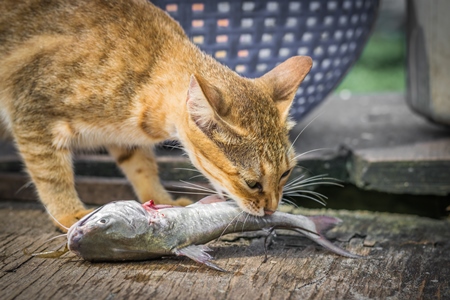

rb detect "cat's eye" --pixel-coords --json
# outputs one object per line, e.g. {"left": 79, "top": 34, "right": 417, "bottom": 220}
{"left": 246, "top": 181, "right": 262, "bottom": 191}
{"left": 280, "top": 169, "right": 292, "bottom": 180}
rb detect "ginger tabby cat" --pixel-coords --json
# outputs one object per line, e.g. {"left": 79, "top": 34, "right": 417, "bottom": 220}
{"left": 0, "top": 0, "right": 312, "bottom": 229}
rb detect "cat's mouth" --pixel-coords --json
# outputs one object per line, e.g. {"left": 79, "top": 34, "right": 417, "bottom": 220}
{"left": 240, "top": 203, "right": 265, "bottom": 217}
{"left": 209, "top": 183, "right": 266, "bottom": 216}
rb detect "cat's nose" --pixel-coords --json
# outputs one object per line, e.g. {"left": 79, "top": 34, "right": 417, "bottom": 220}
{"left": 265, "top": 197, "right": 279, "bottom": 213}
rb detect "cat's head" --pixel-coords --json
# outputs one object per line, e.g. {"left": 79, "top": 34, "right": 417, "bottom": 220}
{"left": 182, "top": 56, "right": 312, "bottom": 216}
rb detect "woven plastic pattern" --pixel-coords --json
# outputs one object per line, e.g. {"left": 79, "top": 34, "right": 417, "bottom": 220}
{"left": 151, "top": 0, "right": 379, "bottom": 120}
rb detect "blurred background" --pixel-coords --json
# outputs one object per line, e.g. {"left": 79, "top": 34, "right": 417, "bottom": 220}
{"left": 1, "top": 0, "right": 448, "bottom": 219}
{"left": 336, "top": 0, "right": 405, "bottom": 94}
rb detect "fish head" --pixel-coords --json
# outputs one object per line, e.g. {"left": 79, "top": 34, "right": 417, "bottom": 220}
{"left": 67, "top": 200, "right": 153, "bottom": 261}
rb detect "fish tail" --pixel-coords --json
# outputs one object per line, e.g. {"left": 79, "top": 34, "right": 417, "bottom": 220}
{"left": 308, "top": 216, "right": 362, "bottom": 259}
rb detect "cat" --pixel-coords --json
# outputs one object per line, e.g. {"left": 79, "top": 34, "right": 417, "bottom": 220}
{"left": 0, "top": 0, "right": 312, "bottom": 230}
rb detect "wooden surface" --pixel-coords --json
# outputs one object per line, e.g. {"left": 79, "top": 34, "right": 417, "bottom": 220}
{"left": 0, "top": 201, "right": 449, "bottom": 300}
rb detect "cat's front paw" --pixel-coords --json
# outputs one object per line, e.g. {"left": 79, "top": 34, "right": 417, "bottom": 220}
{"left": 56, "top": 209, "right": 94, "bottom": 232}
{"left": 173, "top": 197, "right": 193, "bottom": 206}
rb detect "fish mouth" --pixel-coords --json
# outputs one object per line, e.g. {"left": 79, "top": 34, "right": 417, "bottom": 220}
{"left": 67, "top": 206, "right": 105, "bottom": 256}
{"left": 68, "top": 221, "right": 103, "bottom": 258}
{"left": 67, "top": 226, "right": 83, "bottom": 256}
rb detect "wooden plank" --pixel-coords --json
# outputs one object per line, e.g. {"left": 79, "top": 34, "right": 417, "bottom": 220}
{"left": 0, "top": 202, "right": 449, "bottom": 299}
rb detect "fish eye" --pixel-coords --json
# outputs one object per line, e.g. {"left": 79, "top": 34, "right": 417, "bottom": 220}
{"left": 98, "top": 218, "right": 107, "bottom": 224}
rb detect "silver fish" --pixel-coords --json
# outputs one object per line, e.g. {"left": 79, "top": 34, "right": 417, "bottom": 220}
{"left": 68, "top": 196, "right": 359, "bottom": 271}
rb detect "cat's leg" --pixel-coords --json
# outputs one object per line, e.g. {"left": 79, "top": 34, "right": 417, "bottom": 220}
{"left": 108, "top": 146, "right": 192, "bottom": 206}
{"left": 13, "top": 133, "right": 92, "bottom": 231}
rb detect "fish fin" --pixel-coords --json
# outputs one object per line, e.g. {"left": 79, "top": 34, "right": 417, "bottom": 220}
{"left": 188, "top": 195, "right": 226, "bottom": 207}
{"left": 197, "top": 195, "right": 226, "bottom": 204}
{"left": 174, "top": 245, "right": 226, "bottom": 272}
{"left": 308, "top": 216, "right": 342, "bottom": 233}
{"left": 142, "top": 200, "right": 174, "bottom": 211}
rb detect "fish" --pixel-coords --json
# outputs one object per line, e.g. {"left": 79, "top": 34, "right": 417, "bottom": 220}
{"left": 67, "top": 196, "right": 359, "bottom": 271}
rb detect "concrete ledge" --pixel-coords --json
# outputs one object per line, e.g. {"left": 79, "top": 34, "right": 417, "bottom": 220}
{"left": 293, "top": 93, "right": 450, "bottom": 196}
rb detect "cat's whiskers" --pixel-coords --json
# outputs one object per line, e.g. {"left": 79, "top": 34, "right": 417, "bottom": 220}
{"left": 283, "top": 190, "right": 328, "bottom": 206}
{"left": 282, "top": 173, "right": 343, "bottom": 206}
{"left": 15, "top": 180, "right": 34, "bottom": 196}
{"left": 216, "top": 210, "right": 246, "bottom": 242}
{"left": 163, "top": 144, "right": 205, "bottom": 163}
{"left": 168, "top": 147, "right": 189, "bottom": 154}
{"left": 284, "top": 173, "right": 342, "bottom": 188}
{"left": 44, "top": 233, "right": 68, "bottom": 243}
{"left": 284, "top": 173, "right": 331, "bottom": 191}
{"left": 161, "top": 141, "right": 183, "bottom": 150}
{"left": 283, "top": 191, "right": 327, "bottom": 206}
{"left": 284, "top": 180, "right": 343, "bottom": 190}
{"left": 290, "top": 147, "right": 332, "bottom": 162}
{"left": 287, "top": 110, "right": 325, "bottom": 155}
{"left": 291, "top": 165, "right": 314, "bottom": 176}
{"left": 285, "top": 107, "right": 340, "bottom": 207}
{"left": 280, "top": 197, "right": 299, "bottom": 208}
{"left": 174, "top": 167, "right": 205, "bottom": 180}
{"left": 174, "top": 168, "right": 201, "bottom": 173}
{"left": 178, "top": 180, "right": 216, "bottom": 193}
{"left": 168, "top": 180, "right": 217, "bottom": 197}
{"left": 241, "top": 212, "right": 251, "bottom": 232}
{"left": 284, "top": 174, "right": 307, "bottom": 188}
{"left": 284, "top": 188, "right": 329, "bottom": 200}
{"left": 42, "top": 204, "right": 70, "bottom": 231}
{"left": 167, "top": 190, "right": 214, "bottom": 196}
{"left": 188, "top": 174, "right": 206, "bottom": 180}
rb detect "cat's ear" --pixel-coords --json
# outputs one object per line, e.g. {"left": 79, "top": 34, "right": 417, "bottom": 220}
{"left": 260, "top": 56, "right": 312, "bottom": 121}
{"left": 186, "top": 74, "right": 227, "bottom": 130}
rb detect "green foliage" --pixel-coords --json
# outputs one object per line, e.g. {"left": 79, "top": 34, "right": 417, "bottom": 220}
{"left": 335, "top": 33, "right": 406, "bottom": 93}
